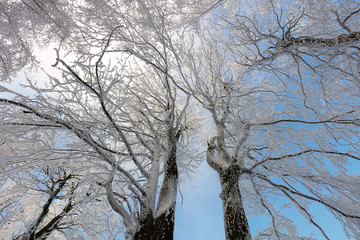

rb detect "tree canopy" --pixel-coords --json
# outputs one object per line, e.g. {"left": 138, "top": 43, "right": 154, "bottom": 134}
{"left": 1, "top": 0, "right": 360, "bottom": 239}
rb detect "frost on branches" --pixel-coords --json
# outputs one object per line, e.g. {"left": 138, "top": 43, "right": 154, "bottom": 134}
{"left": 1, "top": 0, "right": 206, "bottom": 239}
{"left": 183, "top": 0, "right": 360, "bottom": 239}
{"left": 1, "top": 0, "right": 360, "bottom": 240}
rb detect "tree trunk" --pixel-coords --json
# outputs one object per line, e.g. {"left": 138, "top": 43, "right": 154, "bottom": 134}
{"left": 132, "top": 210, "right": 155, "bottom": 240}
{"left": 152, "top": 139, "right": 178, "bottom": 240}
{"left": 131, "top": 203, "right": 176, "bottom": 240}
{"left": 152, "top": 205, "right": 176, "bottom": 240}
{"left": 219, "top": 165, "right": 251, "bottom": 240}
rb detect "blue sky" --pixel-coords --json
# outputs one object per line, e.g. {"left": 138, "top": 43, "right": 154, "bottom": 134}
{"left": 174, "top": 163, "right": 354, "bottom": 240}
{"left": 174, "top": 163, "right": 224, "bottom": 240}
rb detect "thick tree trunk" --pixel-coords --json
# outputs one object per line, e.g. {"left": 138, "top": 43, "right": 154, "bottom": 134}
{"left": 219, "top": 165, "right": 251, "bottom": 240}
{"left": 131, "top": 202, "right": 176, "bottom": 240}
{"left": 152, "top": 205, "right": 176, "bottom": 240}
{"left": 152, "top": 139, "right": 178, "bottom": 240}
{"left": 130, "top": 205, "right": 176, "bottom": 240}
{"left": 132, "top": 210, "right": 155, "bottom": 240}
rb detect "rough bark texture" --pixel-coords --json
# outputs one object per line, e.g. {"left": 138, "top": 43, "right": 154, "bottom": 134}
{"left": 152, "top": 205, "right": 176, "bottom": 240}
{"left": 130, "top": 137, "right": 178, "bottom": 240}
{"left": 131, "top": 205, "right": 176, "bottom": 240}
{"left": 278, "top": 31, "right": 360, "bottom": 49}
{"left": 132, "top": 210, "right": 155, "bottom": 240}
{"left": 219, "top": 165, "right": 251, "bottom": 240}
{"left": 152, "top": 140, "right": 178, "bottom": 240}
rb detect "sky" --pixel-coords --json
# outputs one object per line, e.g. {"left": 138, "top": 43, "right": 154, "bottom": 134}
{"left": 173, "top": 163, "right": 355, "bottom": 240}
{"left": 174, "top": 163, "right": 224, "bottom": 240}
{"left": 3, "top": 42, "right": 356, "bottom": 240}
{"left": 3, "top": 64, "right": 354, "bottom": 240}
{"left": 2, "top": 2, "right": 359, "bottom": 239}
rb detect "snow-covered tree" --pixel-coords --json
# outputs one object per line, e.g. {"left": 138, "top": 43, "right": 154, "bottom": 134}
{"left": 0, "top": 139, "right": 79, "bottom": 239}
{"left": 0, "top": 0, "right": 74, "bottom": 81}
{"left": 10, "top": 167, "right": 77, "bottom": 240}
{"left": 181, "top": 0, "right": 360, "bottom": 239}
{"left": 2, "top": 0, "right": 360, "bottom": 240}
{"left": 0, "top": 0, "right": 208, "bottom": 239}
{"left": 0, "top": 138, "right": 127, "bottom": 239}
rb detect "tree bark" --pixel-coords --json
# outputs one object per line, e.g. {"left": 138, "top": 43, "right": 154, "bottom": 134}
{"left": 152, "top": 205, "right": 176, "bottom": 240}
{"left": 219, "top": 165, "right": 251, "bottom": 240}
{"left": 278, "top": 31, "right": 360, "bottom": 49}
{"left": 132, "top": 209, "right": 155, "bottom": 240}
{"left": 130, "top": 137, "right": 178, "bottom": 240}
{"left": 152, "top": 139, "right": 178, "bottom": 240}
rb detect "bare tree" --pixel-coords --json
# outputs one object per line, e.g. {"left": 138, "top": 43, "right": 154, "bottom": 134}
{"left": 0, "top": 0, "right": 74, "bottom": 81}
{"left": 3, "top": 0, "right": 360, "bottom": 240}
{"left": 181, "top": 1, "right": 360, "bottom": 239}
{"left": 11, "top": 167, "right": 78, "bottom": 240}
{"left": 0, "top": 1, "right": 207, "bottom": 239}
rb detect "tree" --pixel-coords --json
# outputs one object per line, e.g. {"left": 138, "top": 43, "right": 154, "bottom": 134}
{"left": 0, "top": 1, "right": 206, "bottom": 239}
{"left": 0, "top": 0, "right": 73, "bottom": 81}
{"left": 0, "top": 141, "right": 79, "bottom": 240}
{"left": 181, "top": 0, "right": 360, "bottom": 239}
{"left": 0, "top": 138, "right": 127, "bottom": 239}
{"left": 11, "top": 167, "right": 78, "bottom": 240}
{"left": 2, "top": 0, "right": 360, "bottom": 239}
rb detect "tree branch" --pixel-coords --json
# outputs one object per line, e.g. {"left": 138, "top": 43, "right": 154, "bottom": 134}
{"left": 257, "top": 174, "right": 360, "bottom": 219}
{"left": 250, "top": 148, "right": 360, "bottom": 170}
{"left": 105, "top": 172, "right": 134, "bottom": 229}
{"left": 0, "top": 98, "right": 146, "bottom": 195}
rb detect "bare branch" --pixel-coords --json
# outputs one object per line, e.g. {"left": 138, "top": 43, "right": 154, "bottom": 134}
{"left": 257, "top": 174, "right": 360, "bottom": 219}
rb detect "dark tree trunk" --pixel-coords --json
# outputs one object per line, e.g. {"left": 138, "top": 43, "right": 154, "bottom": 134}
{"left": 151, "top": 139, "right": 178, "bottom": 240}
{"left": 130, "top": 127, "right": 179, "bottom": 240}
{"left": 219, "top": 165, "right": 251, "bottom": 240}
{"left": 132, "top": 210, "right": 155, "bottom": 240}
{"left": 152, "top": 205, "right": 176, "bottom": 240}
{"left": 131, "top": 204, "right": 176, "bottom": 240}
